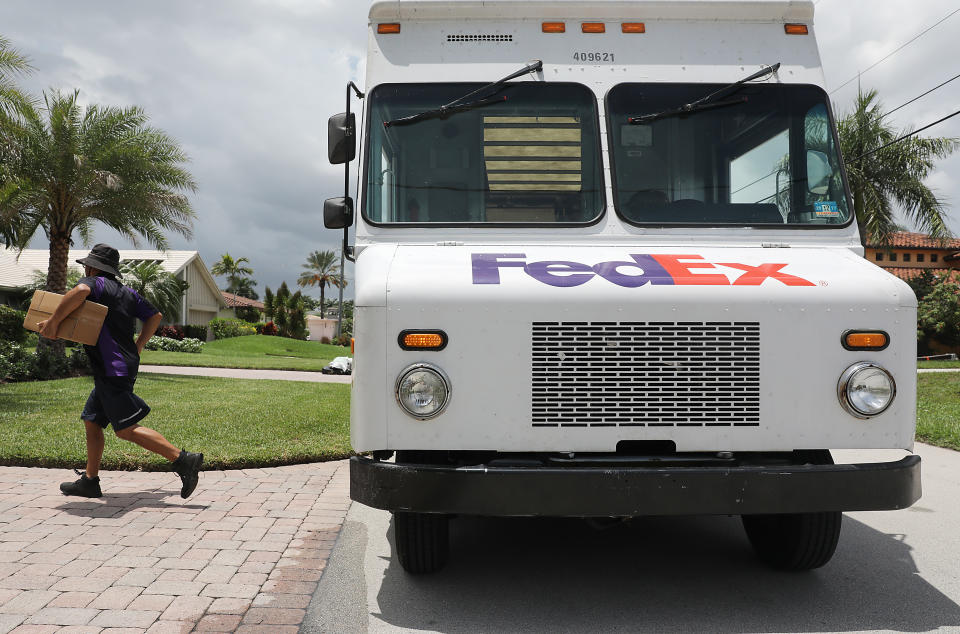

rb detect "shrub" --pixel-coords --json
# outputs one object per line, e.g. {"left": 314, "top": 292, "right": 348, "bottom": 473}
{"left": 320, "top": 336, "right": 331, "bottom": 344}
{"left": 30, "top": 346, "right": 70, "bottom": 381}
{"left": 0, "top": 305, "right": 27, "bottom": 343}
{"left": 261, "top": 321, "right": 278, "bottom": 336}
{"left": 209, "top": 318, "right": 256, "bottom": 340}
{"left": 918, "top": 277, "right": 960, "bottom": 347}
{"left": 0, "top": 341, "right": 80, "bottom": 382}
{"left": 158, "top": 325, "right": 185, "bottom": 340}
{"left": 336, "top": 334, "right": 351, "bottom": 347}
{"left": 145, "top": 336, "right": 204, "bottom": 353}
{"left": 183, "top": 324, "right": 208, "bottom": 340}
{"left": 69, "top": 348, "right": 90, "bottom": 372}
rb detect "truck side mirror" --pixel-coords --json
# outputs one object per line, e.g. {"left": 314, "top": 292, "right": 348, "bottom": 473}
{"left": 806, "top": 150, "right": 831, "bottom": 195}
{"left": 328, "top": 113, "right": 356, "bottom": 165}
{"left": 324, "top": 197, "right": 354, "bottom": 229}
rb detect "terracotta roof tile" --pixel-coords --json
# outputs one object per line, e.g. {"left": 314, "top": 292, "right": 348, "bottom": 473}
{"left": 880, "top": 267, "right": 960, "bottom": 282}
{"left": 867, "top": 231, "right": 960, "bottom": 250}
{"left": 221, "top": 291, "right": 264, "bottom": 309}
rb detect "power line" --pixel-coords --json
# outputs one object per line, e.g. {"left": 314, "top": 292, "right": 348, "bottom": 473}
{"left": 850, "top": 108, "right": 960, "bottom": 162}
{"left": 829, "top": 8, "right": 960, "bottom": 95}
{"left": 882, "top": 72, "right": 960, "bottom": 120}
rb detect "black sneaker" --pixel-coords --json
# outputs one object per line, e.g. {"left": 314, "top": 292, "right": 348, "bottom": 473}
{"left": 172, "top": 450, "right": 203, "bottom": 498}
{"left": 60, "top": 470, "right": 102, "bottom": 498}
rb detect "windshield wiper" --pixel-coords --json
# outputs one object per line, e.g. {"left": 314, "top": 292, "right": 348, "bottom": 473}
{"left": 384, "top": 60, "right": 543, "bottom": 128}
{"left": 628, "top": 62, "right": 780, "bottom": 125}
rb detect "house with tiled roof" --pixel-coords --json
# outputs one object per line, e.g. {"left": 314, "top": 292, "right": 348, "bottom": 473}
{"left": 865, "top": 232, "right": 960, "bottom": 282}
{"left": 220, "top": 291, "right": 264, "bottom": 312}
{"left": 0, "top": 247, "right": 230, "bottom": 326}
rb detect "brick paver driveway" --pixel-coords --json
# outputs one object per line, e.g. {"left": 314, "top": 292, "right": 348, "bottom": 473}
{"left": 0, "top": 460, "right": 349, "bottom": 633}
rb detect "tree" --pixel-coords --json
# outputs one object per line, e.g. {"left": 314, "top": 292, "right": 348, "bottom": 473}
{"left": 119, "top": 261, "right": 189, "bottom": 323}
{"left": 297, "top": 250, "right": 347, "bottom": 318}
{"left": 263, "top": 287, "right": 275, "bottom": 321}
{"left": 917, "top": 275, "right": 960, "bottom": 350}
{"left": 0, "top": 35, "right": 32, "bottom": 124}
{"left": 838, "top": 89, "right": 958, "bottom": 246}
{"left": 0, "top": 90, "right": 196, "bottom": 298}
{"left": 262, "top": 281, "right": 306, "bottom": 339}
{"left": 211, "top": 253, "right": 256, "bottom": 295}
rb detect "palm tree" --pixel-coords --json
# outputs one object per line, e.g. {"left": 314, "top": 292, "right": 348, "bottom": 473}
{"left": 0, "top": 90, "right": 196, "bottom": 297}
{"left": 297, "top": 250, "right": 346, "bottom": 318}
{"left": 838, "top": 89, "right": 958, "bottom": 245}
{"left": 0, "top": 35, "right": 32, "bottom": 122}
{"left": 120, "top": 260, "right": 189, "bottom": 323}
{"left": 211, "top": 253, "right": 254, "bottom": 294}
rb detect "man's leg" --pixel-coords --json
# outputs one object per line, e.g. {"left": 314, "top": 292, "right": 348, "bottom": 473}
{"left": 115, "top": 424, "right": 180, "bottom": 461}
{"left": 84, "top": 420, "right": 105, "bottom": 478}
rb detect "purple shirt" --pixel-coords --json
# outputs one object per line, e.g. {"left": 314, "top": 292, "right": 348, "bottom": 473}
{"left": 79, "top": 275, "right": 159, "bottom": 377}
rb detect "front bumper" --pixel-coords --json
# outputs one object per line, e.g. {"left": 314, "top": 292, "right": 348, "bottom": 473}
{"left": 350, "top": 454, "right": 921, "bottom": 517}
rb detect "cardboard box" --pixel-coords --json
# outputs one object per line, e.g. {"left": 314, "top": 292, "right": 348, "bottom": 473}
{"left": 23, "top": 290, "right": 107, "bottom": 346}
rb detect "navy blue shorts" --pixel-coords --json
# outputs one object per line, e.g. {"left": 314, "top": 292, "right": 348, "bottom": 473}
{"left": 81, "top": 375, "right": 150, "bottom": 432}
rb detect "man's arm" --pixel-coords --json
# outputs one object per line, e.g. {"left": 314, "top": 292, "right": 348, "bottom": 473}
{"left": 136, "top": 312, "right": 163, "bottom": 355}
{"left": 37, "top": 284, "right": 91, "bottom": 340}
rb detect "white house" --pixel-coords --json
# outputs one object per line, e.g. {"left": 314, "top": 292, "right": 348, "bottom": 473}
{"left": 0, "top": 247, "right": 229, "bottom": 326}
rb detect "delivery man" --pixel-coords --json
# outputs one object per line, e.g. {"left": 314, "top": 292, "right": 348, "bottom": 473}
{"left": 37, "top": 243, "right": 203, "bottom": 498}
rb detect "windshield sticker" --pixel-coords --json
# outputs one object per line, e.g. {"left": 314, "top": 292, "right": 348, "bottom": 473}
{"left": 813, "top": 201, "right": 840, "bottom": 217}
{"left": 472, "top": 253, "right": 815, "bottom": 288}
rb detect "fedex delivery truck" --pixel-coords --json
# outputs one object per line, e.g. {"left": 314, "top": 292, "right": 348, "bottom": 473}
{"left": 324, "top": 0, "right": 921, "bottom": 574}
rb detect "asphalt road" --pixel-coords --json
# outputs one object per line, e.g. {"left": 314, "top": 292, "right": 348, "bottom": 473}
{"left": 303, "top": 443, "right": 960, "bottom": 633}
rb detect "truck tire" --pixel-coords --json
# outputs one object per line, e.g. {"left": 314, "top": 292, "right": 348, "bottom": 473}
{"left": 393, "top": 511, "right": 449, "bottom": 574}
{"left": 741, "top": 511, "right": 842, "bottom": 570}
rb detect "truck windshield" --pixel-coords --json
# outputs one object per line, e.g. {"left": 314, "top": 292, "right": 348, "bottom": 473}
{"left": 606, "top": 83, "right": 851, "bottom": 226}
{"left": 363, "top": 83, "right": 604, "bottom": 225}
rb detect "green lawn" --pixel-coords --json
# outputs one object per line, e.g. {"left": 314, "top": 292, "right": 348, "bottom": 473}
{"left": 916, "top": 372, "right": 960, "bottom": 451}
{"left": 140, "top": 335, "right": 349, "bottom": 371}
{"left": 0, "top": 374, "right": 351, "bottom": 470}
{"left": 918, "top": 360, "right": 960, "bottom": 369}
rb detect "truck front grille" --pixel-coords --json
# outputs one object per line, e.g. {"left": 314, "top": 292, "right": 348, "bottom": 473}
{"left": 531, "top": 321, "right": 761, "bottom": 427}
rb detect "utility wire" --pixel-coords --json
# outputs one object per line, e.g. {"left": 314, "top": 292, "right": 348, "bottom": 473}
{"left": 829, "top": 8, "right": 960, "bottom": 95}
{"left": 849, "top": 108, "right": 960, "bottom": 162}
{"left": 881, "top": 72, "right": 960, "bottom": 120}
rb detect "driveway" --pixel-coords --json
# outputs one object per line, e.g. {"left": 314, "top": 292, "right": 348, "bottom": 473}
{"left": 305, "top": 443, "right": 960, "bottom": 633}
{"left": 0, "top": 460, "right": 350, "bottom": 633}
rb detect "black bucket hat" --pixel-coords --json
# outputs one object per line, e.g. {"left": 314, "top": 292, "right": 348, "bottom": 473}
{"left": 76, "top": 243, "right": 121, "bottom": 277}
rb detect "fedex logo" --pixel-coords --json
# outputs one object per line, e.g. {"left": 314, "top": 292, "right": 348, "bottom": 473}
{"left": 471, "top": 253, "right": 815, "bottom": 287}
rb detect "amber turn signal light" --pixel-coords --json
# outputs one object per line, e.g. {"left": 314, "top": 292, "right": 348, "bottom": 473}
{"left": 378, "top": 23, "right": 401, "bottom": 34}
{"left": 842, "top": 331, "right": 889, "bottom": 351}
{"left": 582, "top": 23, "right": 605, "bottom": 33}
{"left": 784, "top": 23, "right": 809, "bottom": 35}
{"left": 542, "top": 22, "right": 566, "bottom": 33}
{"left": 399, "top": 330, "right": 448, "bottom": 351}
{"left": 621, "top": 23, "right": 646, "bottom": 33}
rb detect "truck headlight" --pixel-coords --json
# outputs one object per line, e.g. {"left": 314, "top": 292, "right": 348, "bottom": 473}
{"left": 837, "top": 362, "right": 896, "bottom": 418}
{"left": 396, "top": 363, "right": 451, "bottom": 420}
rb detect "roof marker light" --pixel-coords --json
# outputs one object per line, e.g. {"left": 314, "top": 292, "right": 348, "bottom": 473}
{"left": 542, "top": 22, "right": 566, "bottom": 33}
{"left": 378, "top": 23, "right": 401, "bottom": 34}
{"left": 582, "top": 23, "right": 605, "bottom": 33}
{"left": 784, "top": 23, "right": 809, "bottom": 35}
{"left": 621, "top": 23, "right": 646, "bottom": 33}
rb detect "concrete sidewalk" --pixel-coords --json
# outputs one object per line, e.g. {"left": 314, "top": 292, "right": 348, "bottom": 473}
{"left": 138, "top": 366, "right": 351, "bottom": 384}
{"left": 0, "top": 460, "right": 350, "bottom": 633}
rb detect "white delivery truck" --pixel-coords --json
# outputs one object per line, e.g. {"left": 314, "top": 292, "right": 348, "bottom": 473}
{"left": 324, "top": 0, "right": 921, "bottom": 574}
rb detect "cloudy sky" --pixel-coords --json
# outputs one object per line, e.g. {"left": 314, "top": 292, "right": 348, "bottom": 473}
{"left": 2, "top": 0, "right": 958, "bottom": 299}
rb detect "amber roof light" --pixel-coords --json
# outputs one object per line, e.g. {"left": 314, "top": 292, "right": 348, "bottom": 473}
{"left": 784, "top": 24, "right": 809, "bottom": 35}
{"left": 378, "top": 23, "right": 401, "bottom": 34}
{"left": 542, "top": 22, "right": 566, "bottom": 33}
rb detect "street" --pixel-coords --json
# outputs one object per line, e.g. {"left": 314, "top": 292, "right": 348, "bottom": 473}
{"left": 305, "top": 443, "right": 960, "bottom": 633}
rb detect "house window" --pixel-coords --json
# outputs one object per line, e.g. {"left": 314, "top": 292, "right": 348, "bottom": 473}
{"left": 903, "top": 253, "right": 911, "bottom": 262}
{"left": 918, "top": 253, "right": 925, "bottom": 263}
{"left": 932, "top": 254, "right": 939, "bottom": 263}
{"left": 889, "top": 253, "right": 897, "bottom": 262}
{"left": 875, "top": 252, "right": 883, "bottom": 261}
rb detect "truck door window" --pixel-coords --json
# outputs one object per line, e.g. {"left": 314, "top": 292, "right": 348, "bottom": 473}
{"left": 363, "top": 83, "right": 604, "bottom": 225}
{"left": 606, "top": 83, "right": 851, "bottom": 226}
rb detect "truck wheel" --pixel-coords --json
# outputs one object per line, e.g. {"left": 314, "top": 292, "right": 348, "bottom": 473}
{"left": 393, "top": 511, "right": 449, "bottom": 574}
{"left": 741, "top": 511, "right": 841, "bottom": 570}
